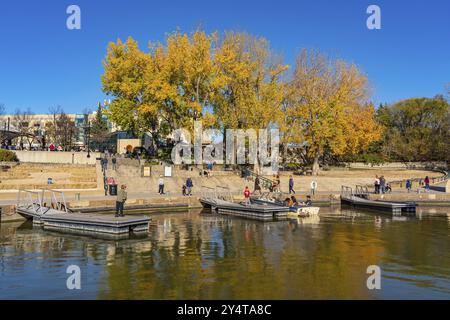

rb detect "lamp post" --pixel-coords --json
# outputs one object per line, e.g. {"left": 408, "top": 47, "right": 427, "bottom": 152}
{"left": 83, "top": 116, "right": 91, "bottom": 158}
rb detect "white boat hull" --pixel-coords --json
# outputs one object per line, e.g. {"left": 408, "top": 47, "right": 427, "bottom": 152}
{"left": 287, "top": 206, "right": 320, "bottom": 217}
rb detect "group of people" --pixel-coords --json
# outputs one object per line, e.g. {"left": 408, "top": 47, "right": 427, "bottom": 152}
{"left": 243, "top": 185, "right": 313, "bottom": 207}
{"left": 157, "top": 176, "right": 194, "bottom": 196}
{"left": 101, "top": 156, "right": 117, "bottom": 172}
{"left": 245, "top": 174, "right": 318, "bottom": 206}
{"left": 255, "top": 175, "right": 318, "bottom": 196}
{"left": 405, "top": 176, "right": 431, "bottom": 193}
{"left": 283, "top": 195, "right": 312, "bottom": 207}
{"left": 376, "top": 175, "right": 432, "bottom": 194}
{"left": 373, "top": 175, "right": 391, "bottom": 194}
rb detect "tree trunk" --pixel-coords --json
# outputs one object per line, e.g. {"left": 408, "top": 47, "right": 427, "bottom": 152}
{"left": 253, "top": 156, "right": 260, "bottom": 174}
{"left": 312, "top": 153, "right": 320, "bottom": 176}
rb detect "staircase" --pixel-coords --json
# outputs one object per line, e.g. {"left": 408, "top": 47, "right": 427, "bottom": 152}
{"left": 98, "top": 160, "right": 249, "bottom": 194}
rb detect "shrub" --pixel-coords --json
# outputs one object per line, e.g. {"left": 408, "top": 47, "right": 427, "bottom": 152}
{"left": 0, "top": 149, "right": 19, "bottom": 162}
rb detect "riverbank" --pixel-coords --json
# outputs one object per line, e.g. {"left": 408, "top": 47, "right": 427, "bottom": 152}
{"left": 2, "top": 189, "right": 450, "bottom": 223}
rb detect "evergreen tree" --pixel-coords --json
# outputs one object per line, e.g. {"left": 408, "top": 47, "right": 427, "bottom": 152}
{"left": 91, "top": 103, "right": 110, "bottom": 147}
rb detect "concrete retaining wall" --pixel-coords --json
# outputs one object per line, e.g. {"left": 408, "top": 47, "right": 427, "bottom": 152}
{"left": 345, "top": 162, "right": 447, "bottom": 170}
{"left": 13, "top": 151, "right": 101, "bottom": 165}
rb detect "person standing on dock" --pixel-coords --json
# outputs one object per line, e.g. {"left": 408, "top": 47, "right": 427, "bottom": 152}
{"left": 186, "top": 177, "right": 193, "bottom": 196}
{"left": 310, "top": 180, "right": 317, "bottom": 196}
{"left": 254, "top": 176, "right": 262, "bottom": 195}
{"left": 380, "top": 176, "right": 386, "bottom": 194}
{"left": 244, "top": 186, "right": 251, "bottom": 206}
{"left": 374, "top": 175, "right": 380, "bottom": 194}
{"left": 115, "top": 184, "right": 127, "bottom": 217}
{"left": 158, "top": 176, "right": 165, "bottom": 195}
{"left": 289, "top": 175, "right": 295, "bottom": 194}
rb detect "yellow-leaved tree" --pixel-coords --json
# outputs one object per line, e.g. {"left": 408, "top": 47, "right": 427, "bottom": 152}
{"left": 212, "top": 32, "right": 288, "bottom": 171}
{"left": 286, "top": 49, "right": 382, "bottom": 175}
{"left": 102, "top": 31, "right": 218, "bottom": 149}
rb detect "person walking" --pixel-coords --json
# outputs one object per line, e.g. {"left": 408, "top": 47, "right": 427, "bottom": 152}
{"left": 424, "top": 176, "right": 430, "bottom": 192}
{"left": 254, "top": 176, "right": 262, "bottom": 195}
{"left": 380, "top": 176, "right": 386, "bottom": 194}
{"left": 289, "top": 175, "right": 295, "bottom": 194}
{"left": 406, "top": 179, "right": 412, "bottom": 193}
{"left": 310, "top": 180, "right": 317, "bottom": 196}
{"left": 104, "top": 176, "right": 108, "bottom": 196}
{"left": 244, "top": 186, "right": 251, "bottom": 206}
{"left": 100, "top": 158, "right": 105, "bottom": 173}
{"left": 186, "top": 177, "right": 193, "bottom": 196}
{"left": 158, "top": 176, "right": 165, "bottom": 195}
{"left": 374, "top": 175, "right": 380, "bottom": 194}
{"left": 115, "top": 184, "right": 127, "bottom": 217}
{"left": 111, "top": 156, "right": 117, "bottom": 171}
{"left": 270, "top": 175, "right": 277, "bottom": 192}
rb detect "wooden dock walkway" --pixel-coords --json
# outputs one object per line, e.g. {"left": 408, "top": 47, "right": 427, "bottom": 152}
{"left": 341, "top": 185, "right": 416, "bottom": 215}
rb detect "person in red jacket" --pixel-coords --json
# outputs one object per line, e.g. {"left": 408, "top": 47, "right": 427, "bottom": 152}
{"left": 244, "top": 186, "right": 251, "bottom": 206}
{"left": 424, "top": 176, "right": 430, "bottom": 191}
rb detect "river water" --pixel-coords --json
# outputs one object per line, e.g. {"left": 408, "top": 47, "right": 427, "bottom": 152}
{"left": 0, "top": 207, "right": 449, "bottom": 299}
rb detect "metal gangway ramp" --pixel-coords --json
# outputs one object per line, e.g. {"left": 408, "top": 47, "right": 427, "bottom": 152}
{"left": 16, "top": 189, "right": 70, "bottom": 222}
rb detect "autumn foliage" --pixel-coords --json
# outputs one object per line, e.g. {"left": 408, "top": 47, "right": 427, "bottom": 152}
{"left": 102, "top": 30, "right": 383, "bottom": 174}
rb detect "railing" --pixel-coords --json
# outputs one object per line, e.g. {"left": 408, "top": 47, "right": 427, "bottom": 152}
{"left": 431, "top": 171, "right": 449, "bottom": 184}
{"left": 215, "top": 186, "right": 234, "bottom": 202}
{"left": 42, "top": 189, "right": 69, "bottom": 213}
{"left": 242, "top": 168, "right": 273, "bottom": 190}
{"left": 201, "top": 186, "right": 217, "bottom": 199}
{"left": 16, "top": 190, "right": 46, "bottom": 215}
{"left": 341, "top": 186, "right": 353, "bottom": 199}
{"left": 17, "top": 189, "right": 69, "bottom": 215}
{"left": 355, "top": 185, "right": 369, "bottom": 198}
{"left": 200, "top": 185, "right": 240, "bottom": 202}
{"left": 362, "top": 170, "right": 449, "bottom": 190}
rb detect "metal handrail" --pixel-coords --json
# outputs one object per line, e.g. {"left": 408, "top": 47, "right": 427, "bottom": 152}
{"left": 17, "top": 189, "right": 69, "bottom": 215}
{"left": 242, "top": 168, "right": 273, "bottom": 190}
{"left": 355, "top": 185, "right": 369, "bottom": 196}
{"left": 42, "top": 189, "right": 69, "bottom": 213}
{"left": 17, "top": 190, "right": 44, "bottom": 215}
{"left": 216, "top": 185, "right": 233, "bottom": 202}
{"left": 341, "top": 186, "right": 353, "bottom": 198}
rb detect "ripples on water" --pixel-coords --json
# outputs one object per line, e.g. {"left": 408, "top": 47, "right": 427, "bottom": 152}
{"left": 0, "top": 207, "right": 449, "bottom": 299}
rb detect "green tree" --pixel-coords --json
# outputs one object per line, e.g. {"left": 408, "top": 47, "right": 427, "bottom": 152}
{"left": 377, "top": 95, "right": 450, "bottom": 162}
{"left": 91, "top": 103, "right": 110, "bottom": 146}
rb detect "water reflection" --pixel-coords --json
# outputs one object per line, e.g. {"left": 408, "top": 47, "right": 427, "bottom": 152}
{"left": 0, "top": 207, "right": 449, "bottom": 299}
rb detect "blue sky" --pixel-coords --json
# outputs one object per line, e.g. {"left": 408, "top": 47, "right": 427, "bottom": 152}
{"left": 0, "top": 0, "right": 449, "bottom": 114}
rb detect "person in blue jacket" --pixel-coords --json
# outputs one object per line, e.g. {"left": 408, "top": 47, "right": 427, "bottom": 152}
{"left": 186, "top": 177, "right": 193, "bottom": 196}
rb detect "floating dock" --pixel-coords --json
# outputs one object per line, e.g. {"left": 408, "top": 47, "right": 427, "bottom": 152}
{"left": 74, "top": 203, "right": 189, "bottom": 214}
{"left": 16, "top": 189, "right": 151, "bottom": 235}
{"left": 200, "top": 198, "right": 289, "bottom": 221}
{"left": 341, "top": 185, "right": 417, "bottom": 216}
{"left": 41, "top": 212, "right": 150, "bottom": 234}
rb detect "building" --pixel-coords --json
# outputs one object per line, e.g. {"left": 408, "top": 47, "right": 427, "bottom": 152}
{"left": 0, "top": 107, "right": 115, "bottom": 149}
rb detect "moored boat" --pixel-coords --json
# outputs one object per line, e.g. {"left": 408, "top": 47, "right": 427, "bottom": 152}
{"left": 250, "top": 196, "right": 320, "bottom": 217}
